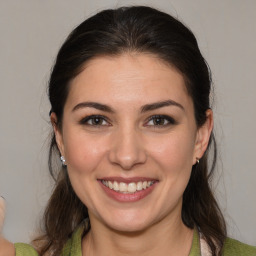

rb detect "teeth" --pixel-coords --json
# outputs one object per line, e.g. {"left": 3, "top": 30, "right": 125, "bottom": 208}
{"left": 128, "top": 182, "right": 137, "bottom": 193}
{"left": 119, "top": 182, "right": 127, "bottom": 192}
{"left": 137, "top": 181, "right": 143, "bottom": 191}
{"left": 102, "top": 180, "right": 155, "bottom": 193}
{"left": 108, "top": 181, "right": 113, "bottom": 189}
{"left": 113, "top": 181, "right": 119, "bottom": 191}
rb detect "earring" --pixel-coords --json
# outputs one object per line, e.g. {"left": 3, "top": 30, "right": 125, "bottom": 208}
{"left": 60, "top": 156, "right": 66, "bottom": 166}
{"left": 196, "top": 158, "right": 200, "bottom": 164}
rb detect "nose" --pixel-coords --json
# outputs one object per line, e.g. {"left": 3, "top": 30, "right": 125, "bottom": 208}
{"left": 108, "top": 126, "right": 147, "bottom": 170}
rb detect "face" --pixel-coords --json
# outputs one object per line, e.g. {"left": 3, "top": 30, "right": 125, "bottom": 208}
{"left": 53, "top": 53, "right": 212, "bottom": 233}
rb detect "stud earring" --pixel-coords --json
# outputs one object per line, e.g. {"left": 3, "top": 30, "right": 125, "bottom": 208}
{"left": 196, "top": 158, "right": 200, "bottom": 164}
{"left": 60, "top": 156, "right": 66, "bottom": 166}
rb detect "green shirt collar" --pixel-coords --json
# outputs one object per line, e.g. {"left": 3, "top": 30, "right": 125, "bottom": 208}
{"left": 63, "top": 223, "right": 200, "bottom": 256}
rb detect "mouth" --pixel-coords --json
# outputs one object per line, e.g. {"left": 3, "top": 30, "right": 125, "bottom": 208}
{"left": 100, "top": 180, "right": 156, "bottom": 194}
{"left": 98, "top": 178, "right": 158, "bottom": 202}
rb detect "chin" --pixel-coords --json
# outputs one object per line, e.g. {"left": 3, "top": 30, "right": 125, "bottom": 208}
{"left": 103, "top": 211, "right": 154, "bottom": 233}
{"left": 109, "top": 222, "right": 150, "bottom": 234}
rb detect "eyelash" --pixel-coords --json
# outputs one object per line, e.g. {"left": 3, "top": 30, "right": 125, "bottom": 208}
{"left": 79, "top": 115, "right": 110, "bottom": 126}
{"left": 79, "top": 114, "right": 176, "bottom": 128}
{"left": 145, "top": 115, "right": 177, "bottom": 127}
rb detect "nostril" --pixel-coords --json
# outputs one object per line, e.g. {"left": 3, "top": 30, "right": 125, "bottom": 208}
{"left": 109, "top": 151, "right": 147, "bottom": 170}
{"left": 108, "top": 131, "right": 147, "bottom": 169}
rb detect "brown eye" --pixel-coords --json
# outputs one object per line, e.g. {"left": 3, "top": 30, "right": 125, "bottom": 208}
{"left": 80, "top": 115, "right": 110, "bottom": 126}
{"left": 146, "top": 115, "right": 176, "bottom": 127}
{"left": 90, "top": 117, "right": 104, "bottom": 125}
{"left": 152, "top": 117, "right": 167, "bottom": 125}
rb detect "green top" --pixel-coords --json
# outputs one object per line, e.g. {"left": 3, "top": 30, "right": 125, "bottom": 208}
{"left": 14, "top": 225, "right": 256, "bottom": 256}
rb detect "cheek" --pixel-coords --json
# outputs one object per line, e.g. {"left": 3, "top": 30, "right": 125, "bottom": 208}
{"left": 62, "top": 132, "right": 110, "bottom": 207}
{"left": 148, "top": 131, "right": 196, "bottom": 172}
{"left": 63, "top": 132, "right": 107, "bottom": 176}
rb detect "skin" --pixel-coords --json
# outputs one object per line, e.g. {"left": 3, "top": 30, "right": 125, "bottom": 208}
{"left": 52, "top": 53, "right": 213, "bottom": 256}
{"left": 0, "top": 198, "right": 15, "bottom": 256}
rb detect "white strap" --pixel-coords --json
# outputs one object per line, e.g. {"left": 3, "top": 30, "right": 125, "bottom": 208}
{"left": 199, "top": 233, "right": 212, "bottom": 256}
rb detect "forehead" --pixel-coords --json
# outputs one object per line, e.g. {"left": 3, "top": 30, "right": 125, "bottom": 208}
{"left": 66, "top": 53, "right": 192, "bottom": 110}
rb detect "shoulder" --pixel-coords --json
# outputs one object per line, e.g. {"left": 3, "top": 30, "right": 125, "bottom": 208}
{"left": 11, "top": 224, "right": 85, "bottom": 256}
{"left": 223, "top": 237, "right": 256, "bottom": 256}
{"left": 12, "top": 221, "right": 86, "bottom": 256}
{"left": 14, "top": 243, "right": 39, "bottom": 256}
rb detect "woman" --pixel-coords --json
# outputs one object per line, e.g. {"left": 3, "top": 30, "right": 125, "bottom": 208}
{"left": 0, "top": 6, "right": 255, "bottom": 256}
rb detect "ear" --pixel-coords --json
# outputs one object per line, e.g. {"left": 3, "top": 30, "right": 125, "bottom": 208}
{"left": 193, "top": 109, "right": 213, "bottom": 164}
{"left": 50, "top": 113, "right": 65, "bottom": 156}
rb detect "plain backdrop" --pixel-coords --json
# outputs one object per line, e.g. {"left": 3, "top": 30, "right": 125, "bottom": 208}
{"left": 0, "top": 0, "right": 255, "bottom": 245}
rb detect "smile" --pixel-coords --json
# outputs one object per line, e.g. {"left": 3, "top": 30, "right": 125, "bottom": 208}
{"left": 101, "top": 180, "right": 155, "bottom": 193}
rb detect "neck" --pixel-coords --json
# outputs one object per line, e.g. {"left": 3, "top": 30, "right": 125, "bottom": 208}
{"left": 82, "top": 214, "right": 194, "bottom": 256}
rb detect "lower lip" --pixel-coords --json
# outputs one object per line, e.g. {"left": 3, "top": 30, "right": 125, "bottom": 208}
{"left": 98, "top": 181, "right": 157, "bottom": 202}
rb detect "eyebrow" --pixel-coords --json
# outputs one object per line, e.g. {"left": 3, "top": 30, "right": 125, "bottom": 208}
{"left": 72, "top": 102, "right": 114, "bottom": 113}
{"left": 72, "top": 99, "right": 184, "bottom": 113}
{"left": 140, "top": 100, "right": 184, "bottom": 112}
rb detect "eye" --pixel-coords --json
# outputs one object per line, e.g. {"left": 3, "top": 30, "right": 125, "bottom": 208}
{"left": 146, "top": 115, "right": 176, "bottom": 127}
{"left": 80, "top": 115, "right": 110, "bottom": 126}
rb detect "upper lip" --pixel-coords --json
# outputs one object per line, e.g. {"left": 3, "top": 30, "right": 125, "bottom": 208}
{"left": 98, "top": 177, "right": 158, "bottom": 183}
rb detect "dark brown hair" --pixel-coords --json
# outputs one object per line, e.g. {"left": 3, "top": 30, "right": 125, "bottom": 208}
{"left": 34, "top": 6, "right": 226, "bottom": 255}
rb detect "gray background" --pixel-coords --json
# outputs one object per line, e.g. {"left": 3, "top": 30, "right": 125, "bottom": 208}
{"left": 0, "top": 0, "right": 255, "bottom": 245}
